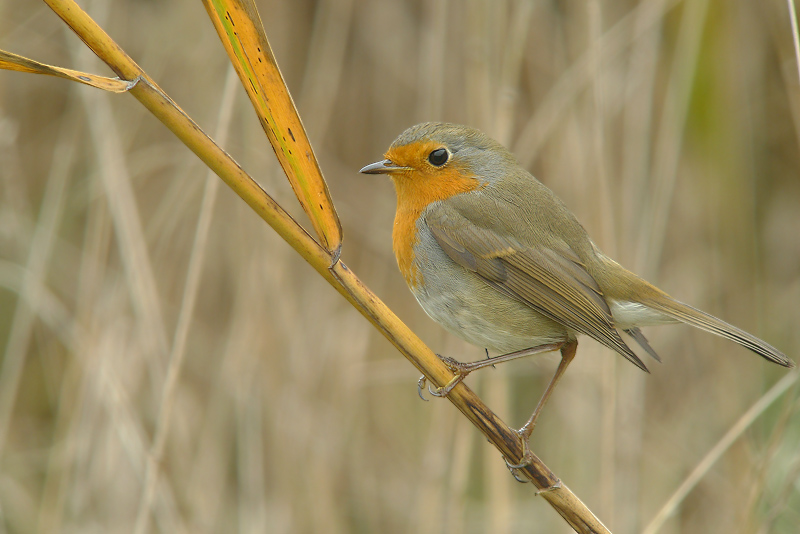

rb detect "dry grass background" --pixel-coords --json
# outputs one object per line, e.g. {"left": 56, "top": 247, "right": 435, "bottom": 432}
{"left": 1, "top": 0, "right": 799, "bottom": 532}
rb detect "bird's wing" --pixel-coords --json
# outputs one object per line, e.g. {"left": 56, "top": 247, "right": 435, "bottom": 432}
{"left": 425, "top": 202, "right": 648, "bottom": 371}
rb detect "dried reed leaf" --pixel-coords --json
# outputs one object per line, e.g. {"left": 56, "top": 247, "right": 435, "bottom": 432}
{"left": 203, "top": 0, "right": 342, "bottom": 253}
{"left": 0, "top": 49, "right": 134, "bottom": 92}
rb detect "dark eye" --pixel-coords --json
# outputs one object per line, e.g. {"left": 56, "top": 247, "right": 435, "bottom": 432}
{"left": 428, "top": 148, "right": 449, "bottom": 167}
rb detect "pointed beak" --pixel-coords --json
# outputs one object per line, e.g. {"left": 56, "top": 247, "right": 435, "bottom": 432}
{"left": 359, "top": 159, "right": 410, "bottom": 175}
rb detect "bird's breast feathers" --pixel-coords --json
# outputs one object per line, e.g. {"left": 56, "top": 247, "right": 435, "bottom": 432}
{"left": 391, "top": 168, "right": 486, "bottom": 288}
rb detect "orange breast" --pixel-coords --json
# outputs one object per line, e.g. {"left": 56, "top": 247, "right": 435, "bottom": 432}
{"left": 391, "top": 165, "right": 484, "bottom": 288}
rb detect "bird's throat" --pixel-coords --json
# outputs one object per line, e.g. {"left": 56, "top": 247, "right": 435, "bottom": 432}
{"left": 390, "top": 169, "right": 484, "bottom": 289}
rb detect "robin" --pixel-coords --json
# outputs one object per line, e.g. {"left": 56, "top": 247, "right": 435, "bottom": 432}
{"left": 360, "top": 122, "right": 793, "bottom": 466}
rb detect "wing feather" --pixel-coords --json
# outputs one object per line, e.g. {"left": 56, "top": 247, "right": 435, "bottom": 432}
{"left": 425, "top": 202, "right": 648, "bottom": 371}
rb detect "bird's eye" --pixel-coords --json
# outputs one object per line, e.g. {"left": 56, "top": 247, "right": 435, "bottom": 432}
{"left": 428, "top": 148, "right": 449, "bottom": 167}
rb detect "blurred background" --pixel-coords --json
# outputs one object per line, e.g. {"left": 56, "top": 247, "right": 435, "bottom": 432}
{"left": 1, "top": 0, "right": 799, "bottom": 532}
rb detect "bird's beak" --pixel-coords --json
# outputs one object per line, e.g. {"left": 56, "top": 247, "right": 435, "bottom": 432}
{"left": 359, "top": 159, "right": 410, "bottom": 175}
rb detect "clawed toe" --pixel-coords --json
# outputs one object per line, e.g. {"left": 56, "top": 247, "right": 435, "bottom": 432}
{"left": 504, "top": 452, "right": 534, "bottom": 483}
{"left": 503, "top": 451, "right": 562, "bottom": 494}
{"left": 508, "top": 467, "right": 529, "bottom": 483}
{"left": 503, "top": 428, "right": 535, "bottom": 482}
{"left": 416, "top": 354, "right": 471, "bottom": 401}
{"left": 417, "top": 373, "right": 466, "bottom": 400}
{"left": 504, "top": 425, "right": 544, "bottom": 480}
{"left": 417, "top": 376, "right": 430, "bottom": 401}
{"left": 504, "top": 450, "right": 534, "bottom": 470}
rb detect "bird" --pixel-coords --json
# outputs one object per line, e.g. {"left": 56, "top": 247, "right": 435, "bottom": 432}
{"left": 360, "top": 122, "right": 793, "bottom": 468}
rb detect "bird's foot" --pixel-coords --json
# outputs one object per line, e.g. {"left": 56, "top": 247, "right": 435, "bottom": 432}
{"left": 417, "top": 372, "right": 467, "bottom": 400}
{"left": 501, "top": 429, "right": 561, "bottom": 492}
{"left": 416, "top": 355, "right": 471, "bottom": 400}
{"left": 503, "top": 428, "right": 535, "bottom": 482}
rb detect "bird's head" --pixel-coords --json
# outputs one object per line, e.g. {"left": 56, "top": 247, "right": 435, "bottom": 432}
{"left": 360, "top": 122, "right": 516, "bottom": 211}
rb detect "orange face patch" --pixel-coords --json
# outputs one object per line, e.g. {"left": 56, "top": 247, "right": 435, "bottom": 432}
{"left": 385, "top": 141, "right": 485, "bottom": 288}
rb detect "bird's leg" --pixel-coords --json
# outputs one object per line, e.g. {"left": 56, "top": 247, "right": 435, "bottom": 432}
{"left": 424, "top": 343, "right": 564, "bottom": 398}
{"left": 518, "top": 340, "right": 577, "bottom": 440}
{"left": 506, "top": 340, "right": 577, "bottom": 471}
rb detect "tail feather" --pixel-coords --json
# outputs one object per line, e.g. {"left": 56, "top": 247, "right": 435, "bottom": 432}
{"left": 624, "top": 327, "right": 662, "bottom": 363}
{"left": 641, "top": 297, "right": 794, "bottom": 368}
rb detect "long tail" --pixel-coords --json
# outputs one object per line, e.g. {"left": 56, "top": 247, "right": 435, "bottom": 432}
{"left": 640, "top": 296, "right": 794, "bottom": 368}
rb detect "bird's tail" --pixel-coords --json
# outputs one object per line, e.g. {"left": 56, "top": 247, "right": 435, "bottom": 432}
{"left": 639, "top": 295, "right": 794, "bottom": 368}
